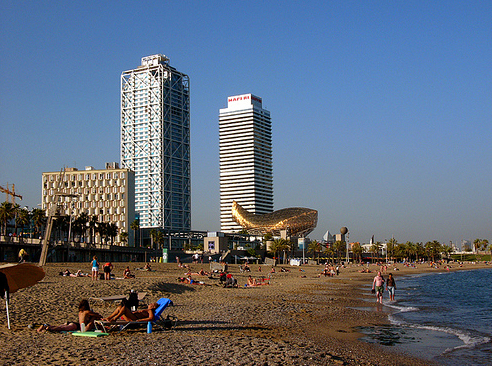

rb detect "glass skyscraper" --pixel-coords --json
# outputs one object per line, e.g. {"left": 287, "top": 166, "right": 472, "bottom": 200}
{"left": 121, "top": 54, "right": 190, "bottom": 230}
{"left": 219, "top": 94, "right": 273, "bottom": 233}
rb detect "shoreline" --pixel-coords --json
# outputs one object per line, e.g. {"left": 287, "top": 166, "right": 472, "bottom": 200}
{"left": 1, "top": 261, "right": 489, "bottom": 365}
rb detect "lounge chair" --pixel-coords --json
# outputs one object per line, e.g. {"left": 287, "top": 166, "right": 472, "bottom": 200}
{"left": 95, "top": 298, "right": 175, "bottom": 333}
{"left": 89, "top": 292, "right": 147, "bottom": 307}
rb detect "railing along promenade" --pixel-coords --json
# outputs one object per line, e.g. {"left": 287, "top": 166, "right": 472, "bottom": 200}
{"left": 0, "top": 235, "right": 161, "bottom": 263}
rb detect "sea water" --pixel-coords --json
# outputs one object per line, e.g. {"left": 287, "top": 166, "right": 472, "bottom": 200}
{"left": 358, "top": 267, "right": 492, "bottom": 365}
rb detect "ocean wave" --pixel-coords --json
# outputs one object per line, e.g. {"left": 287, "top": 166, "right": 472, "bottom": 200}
{"left": 388, "top": 316, "right": 490, "bottom": 354}
{"left": 384, "top": 302, "right": 418, "bottom": 313}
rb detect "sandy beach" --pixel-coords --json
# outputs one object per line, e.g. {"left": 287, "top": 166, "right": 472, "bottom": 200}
{"left": 1, "top": 261, "right": 488, "bottom": 366}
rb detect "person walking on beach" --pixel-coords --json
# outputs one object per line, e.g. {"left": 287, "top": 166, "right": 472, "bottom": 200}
{"left": 91, "top": 256, "right": 99, "bottom": 281}
{"left": 372, "top": 271, "right": 385, "bottom": 304}
{"left": 386, "top": 273, "right": 396, "bottom": 301}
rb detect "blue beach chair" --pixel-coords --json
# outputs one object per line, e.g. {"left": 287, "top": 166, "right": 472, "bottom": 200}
{"left": 95, "top": 297, "right": 175, "bottom": 332}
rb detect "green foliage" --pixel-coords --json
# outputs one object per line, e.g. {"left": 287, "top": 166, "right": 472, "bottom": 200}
{"left": 247, "top": 248, "right": 257, "bottom": 257}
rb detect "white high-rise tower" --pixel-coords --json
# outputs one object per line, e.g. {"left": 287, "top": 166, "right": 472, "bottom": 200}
{"left": 219, "top": 93, "right": 273, "bottom": 233}
{"left": 121, "top": 54, "right": 190, "bottom": 231}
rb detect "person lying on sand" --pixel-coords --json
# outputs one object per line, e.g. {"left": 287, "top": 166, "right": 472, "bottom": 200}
{"left": 177, "top": 276, "right": 210, "bottom": 286}
{"left": 37, "top": 322, "right": 79, "bottom": 333}
{"left": 246, "top": 275, "right": 269, "bottom": 287}
{"left": 37, "top": 299, "right": 102, "bottom": 333}
{"left": 70, "top": 270, "right": 88, "bottom": 277}
{"left": 103, "top": 302, "right": 158, "bottom": 322}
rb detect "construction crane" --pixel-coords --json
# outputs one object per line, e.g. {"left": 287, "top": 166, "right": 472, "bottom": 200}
{"left": 0, "top": 184, "right": 22, "bottom": 204}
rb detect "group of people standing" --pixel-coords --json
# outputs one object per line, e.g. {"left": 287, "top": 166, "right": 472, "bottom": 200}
{"left": 90, "top": 256, "right": 114, "bottom": 281}
{"left": 372, "top": 271, "right": 396, "bottom": 303}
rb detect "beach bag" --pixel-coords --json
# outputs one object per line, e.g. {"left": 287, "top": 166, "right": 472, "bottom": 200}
{"left": 371, "top": 288, "right": 375, "bottom": 294}
{"left": 127, "top": 291, "right": 139, "bottom": 309}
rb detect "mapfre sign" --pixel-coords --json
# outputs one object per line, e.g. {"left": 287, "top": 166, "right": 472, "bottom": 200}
{"left": 227, "top": 94, "right": 262, "bottom": 109}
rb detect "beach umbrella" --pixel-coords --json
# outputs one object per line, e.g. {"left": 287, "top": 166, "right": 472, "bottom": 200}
{"left": 0, "top": 263, "right": 45, "bottom": 329}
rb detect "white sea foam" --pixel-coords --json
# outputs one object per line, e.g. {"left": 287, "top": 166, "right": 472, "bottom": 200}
{"left": 388, "top": 315, "right": 490, "bottom": 355}
{"left": 384, "top": 302, "right": 418, "bottom": 313}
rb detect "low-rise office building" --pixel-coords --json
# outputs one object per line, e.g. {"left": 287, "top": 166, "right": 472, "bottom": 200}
{"left": 42, "top": 163, "right": 135, "bottom": 246}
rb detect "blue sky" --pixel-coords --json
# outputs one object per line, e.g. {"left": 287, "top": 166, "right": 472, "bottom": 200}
{"left": 1, "top": 1, "right": 491, "bottom": 246}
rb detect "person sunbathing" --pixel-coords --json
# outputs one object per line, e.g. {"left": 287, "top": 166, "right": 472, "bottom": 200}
{"left": 103, "top": 302, "right": 158, "bottom": 322}
{"left": 246, "top": 275, "right": 257, "bottom": 286}
{"left": 178, "top": 276, "right": 210, "bottom": 286}
{"left": 37, "top": 299, "right": 102, "bottom": 333}
{"left": 79, "top": 299, "right": 103, "bottom": 330}
{"left": 70, "top": 270, "right": 87, "bottom": 277}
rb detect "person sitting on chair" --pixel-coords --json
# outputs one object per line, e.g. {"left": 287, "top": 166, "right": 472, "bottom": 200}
{"left": 102, "top": 302, "right": 158, "bottom": 322}
{"left": 79, "top": 299, "right": 103, "bottom": 330}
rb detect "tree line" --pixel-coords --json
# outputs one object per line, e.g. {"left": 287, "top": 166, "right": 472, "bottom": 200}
{"left": 307, "top": 237, "right": 492, "bottom": 263}
{"left": 0, "top": 201, "right": 126, "bottom": 246}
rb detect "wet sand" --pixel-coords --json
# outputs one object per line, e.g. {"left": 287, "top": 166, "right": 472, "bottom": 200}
{"left": 1, "top": 261, "right": 488, "bottom": 365}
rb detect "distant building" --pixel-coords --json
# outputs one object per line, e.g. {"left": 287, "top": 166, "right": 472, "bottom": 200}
{"left": 41, "top": 163, "right": 135, "bottom": 245}
{"left": 219, "top": 93, "right": 273, "bottom": 233}
{"left": 462, "top": 239, "right": 472, "bottom": 252}
{"left": 121, "top": 54, "right": 191, "bottom": 231}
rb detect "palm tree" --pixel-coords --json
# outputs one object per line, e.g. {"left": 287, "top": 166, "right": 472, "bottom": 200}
{"left": 154, "top": 230, "right": 164, "bottom": 250}
{"left": 441, "top": 244, "right": 453, "bottom": 261}
{"left": 386, "top": 237, "right": 398, "bottom": 262}
{"left": 473, "top": 238, "right": 489, "bottom": 260}
{"left": 120, "top": 231, "right": 129, "bottom": 246}
{"left": 416, "top": 242, "right": 425, "bottom": 261}
{"left": 11, "top": 203, "right": 20, "bottom": 235}
{"left": 0, "top": 202, "right": 16, "bottom": 235}
{"left": 130, "top": 219, "right": 140, "bottom": 247}
{"left": 269, "top": 238, "right": 289, "bottom": 265}
{"left": 370, "top": 241, "right": 382, "bottom": 263}
{"left": 333, "top": 240, "right": 345, "bottom": 263}
{"left": 31, "top": 208, "right": 46, "bottom": 239}
{"left": 473, "top": 238, "right": 482, "bottom": 254}
{"left": 425, "top": 240, "right": 442, "bottom": 262}
{"left": 16, "top": 207, "right": 30, "bottom": 237}
{"left": 278, "top": 239, "right": 291, "bottom": 264}
{"left": 73, "top": 212, "right": 89, "bottom": 243}
{"left": 96, "top": 222, "right": 108, "bottom": 245}
{"left": 308, "top": 240, "right": 322, "bottom": 264}
{"left": 88, "top": 215, "right": 98, "bottom": 245}
{"left": 405, "top": 241, "right": 416, "bottom": 262}
{"left": 351, "top": 242, "right": 363, "bottom": 263}
{"left": 150, "top": 229, "right": 158, "bottom": 249}
{"left": 106, "top": 223, "right": 119, "bottom": 246}
{"left": 323, "top": 245, "right": 335, "bottom": 263}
